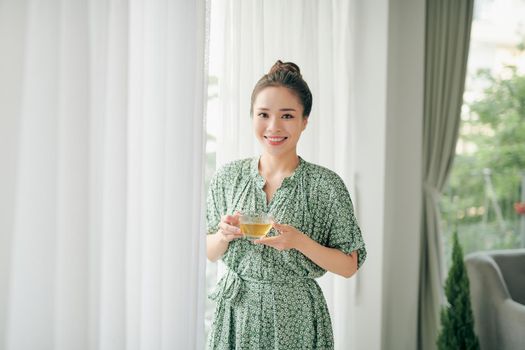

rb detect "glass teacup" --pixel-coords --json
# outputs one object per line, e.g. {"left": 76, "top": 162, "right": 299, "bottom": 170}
{"left": 239, "top": 212, "right": 273, "bottom": 240}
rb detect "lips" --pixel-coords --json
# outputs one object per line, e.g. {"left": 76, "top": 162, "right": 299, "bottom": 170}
{"left": 264, "top": 136, "right": 288, "bottom": 146}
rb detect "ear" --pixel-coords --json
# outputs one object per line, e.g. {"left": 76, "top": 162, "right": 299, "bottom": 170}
{"left": 302, "top": 116, "right": 308, "bottom": 131}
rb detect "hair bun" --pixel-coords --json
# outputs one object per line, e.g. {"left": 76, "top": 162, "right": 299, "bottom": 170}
{"left": 268, "top": 60, "right": 301, "bottom": 76}
{"left": 252, "top": 59, "right": 312, "bottom": 117}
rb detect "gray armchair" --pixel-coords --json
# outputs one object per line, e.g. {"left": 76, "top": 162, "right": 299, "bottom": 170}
{"left": 465, "top": 249, "right": 525, "bottom": 350}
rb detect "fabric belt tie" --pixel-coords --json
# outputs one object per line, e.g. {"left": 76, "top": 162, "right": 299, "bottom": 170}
{"left": 209, "top": 269, "right": 312, "bottom": 304}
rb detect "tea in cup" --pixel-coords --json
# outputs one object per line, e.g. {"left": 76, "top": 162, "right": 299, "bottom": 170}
{"left": 239, "top": 212, "right": 273, "bottom": 240}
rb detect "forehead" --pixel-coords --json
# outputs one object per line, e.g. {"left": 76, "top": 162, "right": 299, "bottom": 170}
{"left": 253, "top": 86, "right": 302, "bottom": 109}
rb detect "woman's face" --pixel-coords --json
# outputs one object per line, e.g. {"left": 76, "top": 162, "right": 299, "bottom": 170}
{"left": 252, "top": 86, "right": 308, "bottom": 158}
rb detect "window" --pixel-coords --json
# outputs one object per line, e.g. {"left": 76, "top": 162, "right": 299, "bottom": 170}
{"left": 441, "top": 0, "right": 525, "bottom": 262}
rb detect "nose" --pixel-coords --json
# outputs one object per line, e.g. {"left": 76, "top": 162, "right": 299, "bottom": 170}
{"left": 267, "top": 115, "right": 282, "bottom": 132}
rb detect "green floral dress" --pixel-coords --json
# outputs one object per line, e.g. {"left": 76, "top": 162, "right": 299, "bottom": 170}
{"left": 206, "top": 156, "right": 366, "bottom": 350}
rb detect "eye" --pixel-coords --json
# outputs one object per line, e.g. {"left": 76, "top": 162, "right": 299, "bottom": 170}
{"left": 282, "top": 114, "right": 294, "bottom": 119}
{"left": 257, "top": 112, "right": 269, "bottom": 118}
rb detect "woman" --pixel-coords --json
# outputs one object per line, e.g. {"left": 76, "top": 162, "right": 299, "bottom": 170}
{"left": 206, "top": 60, "right": 366, "bottom": 349}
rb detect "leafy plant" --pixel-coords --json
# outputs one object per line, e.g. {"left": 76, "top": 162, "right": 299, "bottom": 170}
{"left": 437, "top": 231, "right": 480, "bottom": 350}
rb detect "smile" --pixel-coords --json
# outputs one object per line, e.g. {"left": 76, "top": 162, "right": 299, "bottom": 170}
{"left": 264, "top": 136, "right": 288, "bottom": 145}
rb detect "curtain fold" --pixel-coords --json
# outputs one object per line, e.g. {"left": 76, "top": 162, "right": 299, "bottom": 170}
{"left": 418, "top": 0, "right": 474, "bottom": 349}
{"left": 0, "top": 0, "right": 208, "bottom": 349}
{"left": 213, "top": 1, "right": 358, "bottom": 348}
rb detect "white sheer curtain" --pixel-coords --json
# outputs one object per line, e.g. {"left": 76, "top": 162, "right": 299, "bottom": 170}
{"left": 0, "top": 0, "right": 207, "bottom": 349}
{"left": 212, "top": 1, "right": 358, "bottom": 348}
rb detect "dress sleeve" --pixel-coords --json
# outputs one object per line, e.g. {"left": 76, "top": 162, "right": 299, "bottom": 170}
{"left": 206, "top": 170, "right": 225, "bottom": 235}
{"left": 325, "top": 176, "right": 367, "bottom": 269}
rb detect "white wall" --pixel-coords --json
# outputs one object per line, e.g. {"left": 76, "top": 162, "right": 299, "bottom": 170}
{"left": 382, "top": 0, "right": 425, "bottom": 348}
{"left": 352, "top": 0, "right": 425, "bottom": 349}
{"left": 352, "top": 0, "right": 389, "bottom": 348}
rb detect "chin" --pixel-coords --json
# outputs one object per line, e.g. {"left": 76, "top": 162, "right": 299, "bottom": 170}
{"left": 263, "top": 147, "right": 291, "bottom": 157}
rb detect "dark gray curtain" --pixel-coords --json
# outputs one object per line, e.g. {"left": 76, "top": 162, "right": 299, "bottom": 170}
{"left": 418, "top": 0, "right": 474, "bottom": 349}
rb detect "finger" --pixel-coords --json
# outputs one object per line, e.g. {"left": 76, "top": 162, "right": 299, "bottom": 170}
{"left": 221, "top": 223, "right": 245, "bottom": 239}
{"left": 254, "top": 236, "right": 278, "bottom": 245}
{"left": 272, "top": 222, "right": 287, "bottom": 231}
{"left": 230, "top": 212, "right": 241, "bottom": 226}
{"left": 221, "top": 214, "right": 233, "bottom": 224}
{"left": 219, "top": 230, "right": 243, "bottom": 242}
{"left": 219, "top": 221, "right": 241, "bottom": 235}
{"left": 232, "top": 230, "right": 245, "bottom": 238}
{"left": 224, "top": 211, "right": 242, "bottom": 226}
{"left": 254, "top": 238, "right": 282, "bottom": 251}
{"left": 253, "top": 239, "right": 268, "bottom": 245}
{"left": 272, "top": 226, "right": 284, "bottom": 235}
{"left": 218, "top": 229, "right": 233, "bottom": 242}
{"left": 221, "top": 214, "right": 239, "bottom": 226}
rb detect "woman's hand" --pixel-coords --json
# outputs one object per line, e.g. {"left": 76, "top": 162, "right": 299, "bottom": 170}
{"left": 207, "top": 212, "right": 244, "bottom": 262}
{"left": 253, "top": 222, "right": 304, "bottom": 251}
{"left": 217, "top": 213, "right": 244, "bottom": 242}
{"left": 251, "top": 220, "right": 359, "bottom": 278}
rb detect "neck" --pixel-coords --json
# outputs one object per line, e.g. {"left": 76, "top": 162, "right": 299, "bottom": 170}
{"left": 259, "top": 151, "right": 300, "bottom": 178}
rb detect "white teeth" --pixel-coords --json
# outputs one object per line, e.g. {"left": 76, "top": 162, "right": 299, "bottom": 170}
{"left": 266, "top": 137, "right": 286, "bottom": 142}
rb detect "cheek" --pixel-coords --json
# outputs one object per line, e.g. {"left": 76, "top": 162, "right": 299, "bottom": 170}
{"left": 289, "top": 125, "right": 304, "bottom": 138}
{"left": 253, "top": 120, "right": 264, "bottom": 136}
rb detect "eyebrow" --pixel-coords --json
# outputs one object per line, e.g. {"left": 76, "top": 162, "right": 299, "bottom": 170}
{"left": 256, "top": 108, "right": 297, "bottom": 112}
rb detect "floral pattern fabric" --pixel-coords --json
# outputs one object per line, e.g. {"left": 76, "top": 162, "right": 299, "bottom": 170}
{"left": 206, "top": 156, "right": 366, "bottom": 349}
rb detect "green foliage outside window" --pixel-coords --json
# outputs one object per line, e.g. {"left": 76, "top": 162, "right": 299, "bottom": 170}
{"left": 441, "top": 43, "right": 525, "bottom": 259}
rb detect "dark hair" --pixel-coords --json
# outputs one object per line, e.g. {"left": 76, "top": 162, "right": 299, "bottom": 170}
{"left": 250, "top": 60, "right": 313, "bottom": 118}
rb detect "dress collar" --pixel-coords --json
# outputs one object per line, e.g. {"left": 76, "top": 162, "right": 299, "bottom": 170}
{"left": 250, "top": 155, "right": 306, "bottom": 188}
